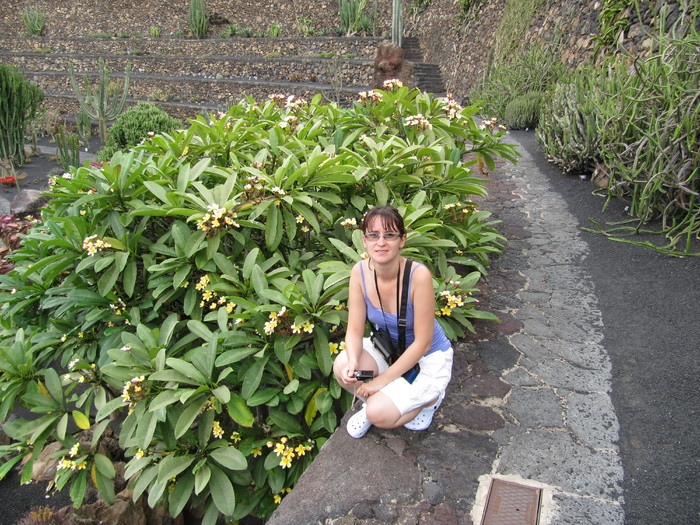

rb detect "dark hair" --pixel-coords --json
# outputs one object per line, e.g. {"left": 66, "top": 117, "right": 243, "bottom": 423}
{"left": 361, "top": 205, "right": 406, "bottom": 236}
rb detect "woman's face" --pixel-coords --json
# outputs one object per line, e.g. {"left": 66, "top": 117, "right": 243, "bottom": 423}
{"left": 362, "top": 217, "right": 406, "bottom": 264}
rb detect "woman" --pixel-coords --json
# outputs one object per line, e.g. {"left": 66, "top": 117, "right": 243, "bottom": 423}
{"left": 333, "top": 205, "right": 454, "bottom": 438}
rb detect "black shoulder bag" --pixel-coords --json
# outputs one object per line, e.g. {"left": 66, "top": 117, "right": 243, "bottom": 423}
{"left": 369, "top": 259, "right": 421, "bottom": 383}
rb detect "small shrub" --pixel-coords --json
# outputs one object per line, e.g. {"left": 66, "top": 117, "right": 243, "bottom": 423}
{"left": 410, "top": 0, "right": 432, "bottom": 14}
{"left": 503, "top": 91, "right": 545, "bottom": 130}
{"left": 218, "top": 24, "right": 240, "bottom": 37}
{"left": 98, "top": 102, "right": 182, "bottom": 160}
{"left": 267, "top": 24, "right": 282, "bottom": 37}
{"left": 297, "top": 17, "right": 315, "bottom": 36}
{"left": 22, "top": 4, "right": 46, "bottom": 36}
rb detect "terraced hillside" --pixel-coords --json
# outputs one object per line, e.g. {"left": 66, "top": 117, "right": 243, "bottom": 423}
{"left": 0, "top": 35, "right": 388, "bottom": 120}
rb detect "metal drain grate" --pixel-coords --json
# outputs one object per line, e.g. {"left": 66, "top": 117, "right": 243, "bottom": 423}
{"left": 481, "top": 478, "right": 542, "bottom": 525}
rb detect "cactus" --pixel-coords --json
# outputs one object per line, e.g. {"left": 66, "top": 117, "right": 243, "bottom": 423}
{"left": 392, "top": 0, "right": 403, "bottom": 47}
{"left": 0, "top": 65, "right": 44, "bottom": 167}
{"left": 189, "top": 0, "right": 209, "bottom": 39}
{"left": 69, "top": 58, "right": 131, "bottom": 143}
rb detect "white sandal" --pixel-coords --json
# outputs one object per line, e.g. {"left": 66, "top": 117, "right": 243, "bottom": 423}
{"left": 347, "top": 405, "right": 372, "bottom": 438}
{"left": 404, "top": 392, "right": 445, "bottom": 431}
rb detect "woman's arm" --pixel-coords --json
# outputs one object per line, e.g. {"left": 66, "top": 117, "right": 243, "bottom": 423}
{"left": 340, "top": 262, "right": 368, "bottom": 384}
{"left": 357, "top": 263, "right": 435, "bottom": 396}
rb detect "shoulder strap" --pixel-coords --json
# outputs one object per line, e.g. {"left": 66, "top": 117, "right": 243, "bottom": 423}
{"left": 397, "top": 259, "right": 413, "bottom": 353}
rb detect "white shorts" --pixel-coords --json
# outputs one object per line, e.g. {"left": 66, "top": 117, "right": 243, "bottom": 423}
{"left": 361, "top": 337, "right": 454, "bottom": 415}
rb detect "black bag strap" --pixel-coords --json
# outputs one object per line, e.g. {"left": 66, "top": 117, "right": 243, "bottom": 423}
{"left": 397, "top": 258, "right": 413, "bottom": 353}
{"left": 372, "top": 258, "right": 413, "bottom": 356}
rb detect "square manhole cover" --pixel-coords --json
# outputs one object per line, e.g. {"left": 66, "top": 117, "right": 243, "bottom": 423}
{"left": 481, "top": 478, "right": 542, "bottom": 525}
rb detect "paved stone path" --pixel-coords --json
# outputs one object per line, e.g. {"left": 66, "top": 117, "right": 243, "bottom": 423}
{"left": 483, "top": 135, "right": 624, "bottom": 524}
{"left": 269, "top": 132, "right": 626, "bottom": 524}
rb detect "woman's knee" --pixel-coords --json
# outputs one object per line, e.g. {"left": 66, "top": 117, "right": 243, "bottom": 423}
{"left": 332, "top": 351, "right": 348, "bottom": 377}
{"left": 366, "top": 394, "right": 402, "bottom": 429}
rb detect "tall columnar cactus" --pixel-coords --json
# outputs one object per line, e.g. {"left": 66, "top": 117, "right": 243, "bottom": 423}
{"left": 69, "top": 58, "right": 131, "bottom": 143}
{"left": 189, "top": 0, "right": 209, "bottom": 39}
{"left": 392, "top": 0, "right": 403, "bottom": 47}
{"left": 0, "top": 65, "right": 44, "bottom": 167}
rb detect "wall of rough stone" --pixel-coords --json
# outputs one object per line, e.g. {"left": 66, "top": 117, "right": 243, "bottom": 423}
{"left": 404, "top": 0, "right": 685, "bottom": 100}
{"left": 1, "top": 0, "right": 394, "bottom": 39}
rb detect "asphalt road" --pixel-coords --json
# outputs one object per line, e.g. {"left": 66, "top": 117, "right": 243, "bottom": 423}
{"left": 513, "top": 130, "right": 700, "bottom": 525}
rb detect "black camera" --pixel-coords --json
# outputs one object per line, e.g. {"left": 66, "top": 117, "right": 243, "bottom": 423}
{"left": 353, "top": 370, "right": 374, "bottom": 382}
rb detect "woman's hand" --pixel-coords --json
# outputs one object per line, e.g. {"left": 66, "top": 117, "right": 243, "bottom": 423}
{"left": 338, "top": 361, "right": 359, "bottom": 387}
{"left": 356, "top": 380, "right": 381, "bottom": 397}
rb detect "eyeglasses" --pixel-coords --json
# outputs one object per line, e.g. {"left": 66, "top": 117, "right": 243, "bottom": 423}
{"left": 363, "top": 232, "right": 402, "bottom": 242}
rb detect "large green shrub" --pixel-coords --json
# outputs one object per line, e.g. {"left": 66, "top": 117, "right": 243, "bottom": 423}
{"left": 503, "top": 91, "right": 545, "bottom": 130}
{"left": 0, "top": 65, "right": 44, "bottom": 167}
{"left": 0, "top": 85, "right": 517, "bottom": 522}
{"left": 469, "top": 41, "right": 564, "bottom": 120}
{"left": 99, "top": 102, "right": 182, "bottom": 161}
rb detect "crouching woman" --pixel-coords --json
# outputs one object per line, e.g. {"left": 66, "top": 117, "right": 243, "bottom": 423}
{"left": 333, "top": 205, "right": 453, "bottom": 438}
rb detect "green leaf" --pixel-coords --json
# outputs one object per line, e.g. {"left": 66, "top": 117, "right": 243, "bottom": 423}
{"left": 165, "top": 358, "right": 207, "bottom": 383}
{"left": 269, "top": 408, "right": 302, "bottom": 434}
{"left": 0, "top": 454, "right": 24, "bottom": 481}
{"left": 265, "top": 204, "right": 283, "bottom": 251}
{"left": 157, "top": 454, "right": 195, "bottom": 483}
{"left": 208, "top": 464, "right": 236, "bottom": 517}
{"left": 132, "top": 465, "right": 158, "bottom": 501}
{"left": 187, "top": 319, "right": 214, "bottom": 342}
{"left": 56, "top": 413, "right": 68, "bottom": 440}
{"left": 93, "top": 463, "right": 116, "bottom": 505}
{"left": 149, "top": 390, "right": 181, "bottom": 411}
{"left": 185, "top": 230, "right": 207, "bottom": 258}
{"left": 169, "top": 471, "right": 195, "bottom": 518}
{"left": 283, "top": 379, "right": 299, "bottom": 395}
{"left": 94, "top": 453, "right": 116, "bottom": 479}
{"left": 226, "top": 393, "right": 254, "bottom": 427}
{"left": 70, "top": 469, "right": 87, "bottom": 508}
{"left": 72, "top": 410, "right": 91, "bottom": 430}
{"left": 211, "top": 385, "right": 230, "bottom": 404}
{"left": 95, "top": 397, "right": 124, "bottom": 421}
{"left": 44, "top": 368, "right": 63, "bottom": 403}
{"left": 175, "top": 398, "right": 207, "bottom": 438}
{"left": 194, "top": 463, "right": 211, "bottom": 495}
{"left": 208, "top": 446, "right": 247, "bottom": 471}
{"left": 241, "top": 355, "right": 269, "bottom": 400}
{"left": 98, "top": 263, "right": 121, "bottom": 297}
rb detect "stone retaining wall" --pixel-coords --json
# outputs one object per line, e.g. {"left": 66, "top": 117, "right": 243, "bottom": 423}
{"left": 27, "top": 70, "right": 360, "bottom": 108}
{"left": 3, "top": 52, "right": 374, "bottom": 86}
{"left": 0, "top": 35, "right": 382, "bottom": 59}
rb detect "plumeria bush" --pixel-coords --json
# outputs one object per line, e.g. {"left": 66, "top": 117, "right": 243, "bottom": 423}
{"left": 0, "top": 81, "right": 517, "bottom": 522}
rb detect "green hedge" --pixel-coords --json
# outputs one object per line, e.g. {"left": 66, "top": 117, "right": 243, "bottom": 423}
{"left": 0, "top": 85, "right": 518, "bottom": 522}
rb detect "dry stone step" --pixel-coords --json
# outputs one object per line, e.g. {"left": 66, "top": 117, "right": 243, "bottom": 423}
{"left": 0, "top": 35, "right": 383, "bottom": 60}
{"left": 2, "top": 52, "right": 373, "bottom": 87}
{"left": 37, "top": 74, "right": 362, "bottom": 121}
